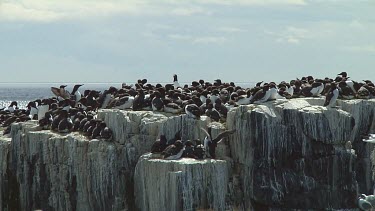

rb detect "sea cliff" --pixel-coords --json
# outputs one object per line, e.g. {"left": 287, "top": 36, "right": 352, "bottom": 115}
{"left": 1, "top": 98, "right": 375, "bottom": 210}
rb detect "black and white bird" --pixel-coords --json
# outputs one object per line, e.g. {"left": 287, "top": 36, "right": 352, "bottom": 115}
{"left": 338, "top": 81, "right": 355, "bottom": 99}
{"left": 164, "top": 103, "right": 182, "bottom": 114}
{"left": 100, "top": 122, "right": 113, "bottom": 141}
{"left": 151, "top": 91, "right": 164, "bottom": 111}
{"left": 37, "top": 101, "right": 50, "bottom": 121}
{"left": 39, "top": 112, "right": 53, "bottom": 130}
{"left": 205, "top": 103, "right": 220, "bottom": 122}
{"left": 200, "top": 127, "right": 236, "bottom": 159}
{"left": 99, "top": 87, "right": 117, "bottom": 109}
{"left": 209, "top": 89, "right": 220, "bottom": 106}
{"left": 173, "top": 74, "right": 181, "bottom": 89}
{"left": 300, "top": 81, "right": 323, "bottom": 97}
{"left": 193, "top": 139, "right": 205, "bottom": 159}
{"left": 362, "top": 134, "right": 375, "bottom": 144}
{"left": 358, "top": 194, "right": 374, "bottom": 211}
{"left": 58, "top": 111, "right": 73, "bottom": 133}
{"left": 114, "top": 96, "right": 135, "bottom": 109}
{"left": 310, "top": 81, "right": 324, "bottom": 97}
{"left": 71, "top": 84, "right": 84, "bottom": 105}
{"left": 251, "top": 85, "right": 271, "bottom": 104}
{"left": 27, "top": 101, "right": 38, "bottom": 120}
{"left": 361, "top": 194, "right": 375, "bottom": 207}
{"left": 91, "top": 121, "right": 102, "bottom": 139}
{"left": 324, "top": 83, "right": 339, "bottom": 107}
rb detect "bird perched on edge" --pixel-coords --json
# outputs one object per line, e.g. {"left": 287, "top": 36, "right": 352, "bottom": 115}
{"left": 200, "top": 127, "right": 236, "bottom": 159}
{"left": 362, "top": 134, "right": 375, "bottom": 144}
{"left": 324, "top": 82, "right": 339, "bottom": 107}
{"left": 358, "top": 194, "right": 375, "bottom": 210}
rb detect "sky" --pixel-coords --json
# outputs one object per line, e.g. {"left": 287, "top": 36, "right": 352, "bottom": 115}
{"left": 0, "top": 0, "right": 374, "bottom": 84}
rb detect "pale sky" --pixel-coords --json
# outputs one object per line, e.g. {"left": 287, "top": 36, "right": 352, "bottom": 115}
{"left": 0, "top": 0, "right": 374, "bottom": 83}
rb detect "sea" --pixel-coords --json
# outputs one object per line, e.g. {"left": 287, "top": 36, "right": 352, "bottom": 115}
{"left": 0, "top": 82, "right": 256, "bottom": 109}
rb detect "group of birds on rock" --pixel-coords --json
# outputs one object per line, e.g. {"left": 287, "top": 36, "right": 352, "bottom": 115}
{"left": 1, "top": 72, "right": 373, "bottom": 137}
{"left": 0, "top": 84, "right": 113, "bottom": 141}
{"left": 150, "top": 127, "right": 236, "bottom": 160}
{"left": 76, "top": 72, "right": 373, "bottom": 123}
{"left": 1, "top": 101, "right": 30, "bottom": 135}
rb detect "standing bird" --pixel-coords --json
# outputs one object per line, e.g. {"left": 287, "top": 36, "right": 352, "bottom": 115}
{"left": 27, "top": 101, "right": 38, "bottom": 120}
{"left": 214, "top": 98, "right": 228, "bottom": 120}
{"left": 209, "top": 89, "right": 220, "bottom": 106}
{"left": 205, "top": 103, "right": 220, "bottom": 122}
{"left": 51, "top": 110, "right": 65, "bottom": 131}
{"left": 173, "top": 74, "right": 181, "bottom": 89}
{"left": 71, "top": 84, "right": 84, "bottom": 104}
{"left": 255, "top": 81, "right": 263, "bottom": 87}
{"left": 292, "top": 79, "right": 302, "bottom": 98}
{"left": 193, "top": 139, "right": 206, "bottom": 159}
{"left": 338, "top": 81, "right": 355, "bottom": 99}
{"left": 200, "top": 127, "right": 236, "bottom": 159}
{"left": 311, "top": 80, "right": 324, "bottom": 97}
{"left": 100, "top": 122, "right": 113, "bottom": 141}
{"left": 132, "top": 89, "right": 146, "bottom": 111}
{"left": 37, "top": 100, "right": 50, "bottom": 121}
{"left": 39, "top": 112, "right": 53, "bottom": 130}
{"left": 285, "top": 83, "right": 294, "bottom": 96}
{"left": 324, "top": 83, "right": 339, "bottom": 107}
{"left": 151, "top": 91, "right": 164, "bottom": 111}
{"left": 58, "top": 110, "right": 73, "bottom": 133}
{"left": 91, "top": 121, "right": 102, "bottom": 139}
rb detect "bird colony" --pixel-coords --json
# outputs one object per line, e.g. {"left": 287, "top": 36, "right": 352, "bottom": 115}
{"left": 1, "top": 72, "right": 374, "bottom": 160}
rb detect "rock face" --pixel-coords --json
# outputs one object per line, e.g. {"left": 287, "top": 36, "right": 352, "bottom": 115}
{"left": 134, "top": 153, "right": 229, "bottom": 211}
{"left": 1, "top": 98, "right": 375, "bottom": 211}
{"left": 2, "top": 121, "right": 138, "bottom": 211}
{"left": 227, "top": 99, "right": 362, "bottom": 209}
